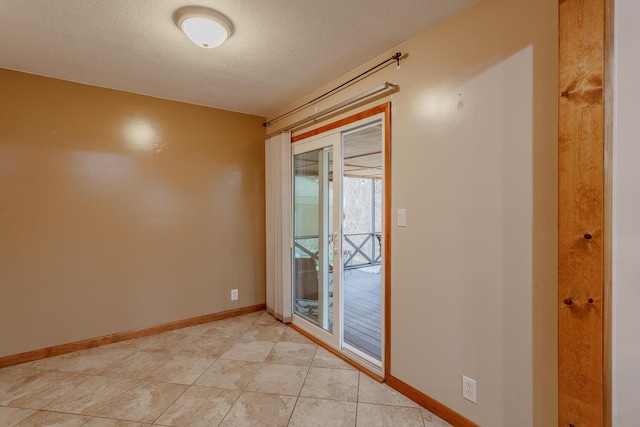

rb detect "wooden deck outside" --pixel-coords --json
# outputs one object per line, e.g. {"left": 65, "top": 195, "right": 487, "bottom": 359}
{"left": 343, "top": 267, "right": 382, "bottom": 361}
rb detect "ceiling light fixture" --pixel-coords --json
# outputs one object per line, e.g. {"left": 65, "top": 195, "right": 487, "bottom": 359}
{"left": 174, "top": 6, "right": 233, "bottom": 48}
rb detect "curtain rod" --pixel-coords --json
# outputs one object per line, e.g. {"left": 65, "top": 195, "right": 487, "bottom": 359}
{"left": 263, "top": 52, "right": 403, "bottom": 128}
{"left": 266, "top": 82, "right": 397, "bottom": 138}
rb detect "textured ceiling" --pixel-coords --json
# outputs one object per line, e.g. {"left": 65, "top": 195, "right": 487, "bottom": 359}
{"left": 0, "top": 0, "right": 478, "bottom": 117}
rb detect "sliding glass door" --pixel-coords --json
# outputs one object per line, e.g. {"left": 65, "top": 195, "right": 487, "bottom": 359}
{"left": 291, "top": 112, "right": 386, "bottom": 374}
{"left": 292, "top": 133, "right": 341, "bottom": 347}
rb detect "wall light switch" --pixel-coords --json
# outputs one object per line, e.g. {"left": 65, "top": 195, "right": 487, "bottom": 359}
{"left": 397, "top": 209, "right": 407, "bottom": 227}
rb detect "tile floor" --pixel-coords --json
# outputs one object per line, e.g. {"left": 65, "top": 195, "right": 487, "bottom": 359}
{"left": 0, "top": 311, "right": 452, "bottom": 426}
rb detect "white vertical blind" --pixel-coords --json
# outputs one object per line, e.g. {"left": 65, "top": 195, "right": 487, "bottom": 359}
{"left": 265, "top": 132, "right": 292, "bottom": 322}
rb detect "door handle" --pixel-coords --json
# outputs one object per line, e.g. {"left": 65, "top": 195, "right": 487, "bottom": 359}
{"left": 331, "top": 232, "right": 340, "bottom": 255}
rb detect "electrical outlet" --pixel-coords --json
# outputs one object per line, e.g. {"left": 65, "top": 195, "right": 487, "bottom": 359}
{"left": 462, "top": 376, "right": 477, "bottom": 404}
{"left": 231, "top": 289, "right": 238, "bottom": 301}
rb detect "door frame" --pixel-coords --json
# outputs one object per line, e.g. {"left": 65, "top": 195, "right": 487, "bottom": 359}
{"left": 291, "top": 102, "right": 392, "bottom": 379}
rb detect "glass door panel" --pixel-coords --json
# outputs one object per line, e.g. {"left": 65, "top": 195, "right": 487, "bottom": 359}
{"left": 340, "top": 121, "right": 383, "bottom": 367}
{"left": 293, "top": 146, "right": 336, "bottom": 333}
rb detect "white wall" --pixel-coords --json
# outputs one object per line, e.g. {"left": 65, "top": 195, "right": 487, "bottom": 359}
{"left": 613, "top": 1, "right": 640, "bottom": 425}
{"left": 268, "top": 0, "right": 558, "bottom": 425}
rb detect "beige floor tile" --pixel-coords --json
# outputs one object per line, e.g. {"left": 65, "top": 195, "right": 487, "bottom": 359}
{"left": 78, "top": 348, "right": 134, "bottom": 371}
{"left": 265, "top": 341, "right": 317, "bottom": 366}
{"left": 97, "top": 381, "right": 187, "bottom": 423}
{"left": 421, "top": 407, "right": 453, "bottom": 426}
{"left": 279, "top": 327, "right": 314, "bottom": 344}
{"left": 356, "top": 403, "right": 424, "bottom": 426}
{"left": 0, "top": 370, "right": 88, "bottom": 409}
{"left": 245, "top": 363, "right": 308, "bottom": 396}
{"left": 27, "top": 354, "right": 69, "bottom": 372}
{"left": 172, "top": 314, "right": 257, "bottom": 336}
{"left": 99, "top": 352, "right": 171, "bottom": 380}
{"left": 206, "top": 318, "right": 254, "bottom": 334}
{"left": 219, "top": 391, "right": 296, "bottom": 427}
{"left": 224, "top": 313, "right": 262, "bottom": 325}
{"left": 240, "top": 324, "right": 287, "bottom": 341}
{"left": 253, "top": 312, "right": 282, "bottom": 326}
{"left": 358, "top": 373, "right": 418, "bottom": 408}
{"left": 100, "top": 337, "right": 153, "bottom": 352}
{"left": 195, "top": 359, "right": 260, "bottom": 390}
{"left": 215, "top": 314, "right": 257, "bottom": 326}
{"left": 154, "top": 386, "right": 239, "bottom": 427}
{"left": 137, "top": 333, "right": 197, "bottom": 354}
{"left": 219, "top": 340, "right": 275, "bottom": 363}
{"left": 177, "top": 335, "right": 236, "bottom": 359}
{"left": 30, "top": 348, "right": 131, "bottom": 375}
{"left": 0, "top": 406, "right": 36, "bottom": 427}
{"left": 84, "top": 418, "right": 150, "bottom": 427}
{"left": 10, "top": 360, "right": 39, "bottom": 369}
{"left": 43, "top": 375, "right": 137, "bottom": 415}
{"left": 1, "top": 363, "right": 36, "bottom": 373}
{"left": 288, "top": 397, "right": 356, "bottom": 427}
{"left": 200, "top": 327, "right": 244, "bottom": 339}
{"left": 237, "top": 310, "right": 264, "bottom": 318}
{"left": 15, "top": 410, "right": 91, "bottom": 426}
{"left": 126, "top": 334, "right": 167, "bottom": 350}
{"left": 169, "top": 322, "right": 222, "bottom": 336}
{"left": 300, "top": 367, "right": 359, "bottom": 402}
{"left": 311, "top": 346, "right": 356, "bottom": 370}
{"left": 145, "top": 355, "right": 213, "bottom": 385}
{"left": 0, "top": 367, "right": 33, "bottom": 394}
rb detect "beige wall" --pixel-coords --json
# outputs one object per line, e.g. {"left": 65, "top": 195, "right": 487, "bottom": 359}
{"left": 0, "top": 69, "right": 266, "bottom": 358}
{"left": 267, "top": 0, "right": 558, "bottom": 425}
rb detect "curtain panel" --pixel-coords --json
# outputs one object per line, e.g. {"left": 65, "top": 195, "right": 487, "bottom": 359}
{"left": 265, "top": 132, "right": 292, "bottom": 322}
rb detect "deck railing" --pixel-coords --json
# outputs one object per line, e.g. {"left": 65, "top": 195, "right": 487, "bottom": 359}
{"left": 294, "top": 232, "right": 381, "bottom": 270}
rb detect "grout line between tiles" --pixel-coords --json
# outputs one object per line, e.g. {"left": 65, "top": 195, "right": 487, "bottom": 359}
{"left": 285, "top": 395, "right": 299, "bottom": 426}
{"left": 215, "top": 383, "right": 244, "bottom": 426}
{"left": 147, "top": 382, "right": 190, "bottom": 427}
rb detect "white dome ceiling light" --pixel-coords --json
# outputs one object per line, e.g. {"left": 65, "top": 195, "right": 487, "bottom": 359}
{"left": 174, "top": 6, "right": 233, "bottom": 48}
